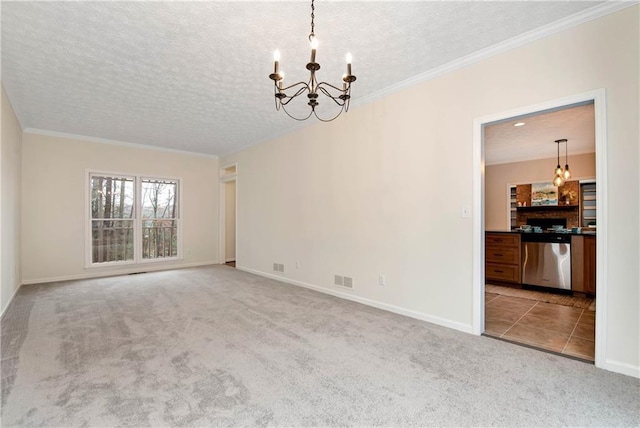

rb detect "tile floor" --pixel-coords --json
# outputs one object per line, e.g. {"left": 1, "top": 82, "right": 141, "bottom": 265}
{"left": 485, "top": 292, "right": 595, "bottom": 361}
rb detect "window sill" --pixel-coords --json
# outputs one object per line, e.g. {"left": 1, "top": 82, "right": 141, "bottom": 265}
{"left": 86, "top": 256, "right": 182, "bottom": 269}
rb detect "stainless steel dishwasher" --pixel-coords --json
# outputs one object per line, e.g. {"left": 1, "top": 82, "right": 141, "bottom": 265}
{"left": 521, "top": 233, "right": 571, "bottom": 290}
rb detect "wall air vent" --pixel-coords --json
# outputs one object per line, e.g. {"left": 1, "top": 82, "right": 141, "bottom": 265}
{"left": 334, "top": 275, "right": 353, "bottom": 289}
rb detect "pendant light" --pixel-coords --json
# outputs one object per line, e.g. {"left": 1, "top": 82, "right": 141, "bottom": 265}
{"left": 562, "top": 138, "right": 571, "bottom": 180}
{"left": 552, "top": 139, "right": 566, "bottom": 187}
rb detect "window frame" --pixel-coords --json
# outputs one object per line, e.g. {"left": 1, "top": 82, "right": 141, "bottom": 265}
{"left": 85, "top": 170, "right": 183, "bottom": 268}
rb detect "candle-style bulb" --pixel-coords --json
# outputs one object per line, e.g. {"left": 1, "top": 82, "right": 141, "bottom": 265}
{"left": 273, "top": 50, "right": 280, "bottom": 74}
{"left": 345, "top": 52, "right": 352, "bottom": 76}
{"left": 310, "top": 37, "right": 318, "bottom": 63}
{"left": 346, "top": 52, "right": 352, "bottom": 64}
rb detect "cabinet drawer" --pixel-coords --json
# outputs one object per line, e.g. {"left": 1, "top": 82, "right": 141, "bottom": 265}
{"left": 486, "top": 233, "right": 520, "bottom": 247}
{"left": 486, "top": 246, "right": 519, "bottom": 265}
{"left": 486, "top": 263, "right": 520, "bottom": 283}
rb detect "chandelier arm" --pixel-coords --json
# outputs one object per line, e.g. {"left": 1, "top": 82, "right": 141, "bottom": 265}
{"left": 279, "top": 88, "right": 310, "bottom": 107}
{"left": 317, "top": 86, "right": 347, "bottom": 107}
{"left": 316, "top": 81, "right": 347, "bottom": 93}
{"left": 313, "top": 105, "right": 346, "bottom": 123}
{"left": 274, "top": 94, "right": 281, "bottom": 111}
{"left": 281, "top": 102, "right": 315, "bottom": 121}
{"left": 278, "top": 81, "right": 310, "bottom": 94}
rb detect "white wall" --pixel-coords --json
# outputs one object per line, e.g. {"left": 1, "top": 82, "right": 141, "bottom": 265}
{"left": 485, "top": 153, "right": 596, "bottom": 230}
{"left": 225, "top": 180, "right": 236, "bottom": 261}
{"left": 223, "top": 7, "right": 639, "bottom": 373}
{"left": 21, "top": 132, "right": 219, "bottom": 283}
{"left": 1, "top": 86, "right": 23, "bottom": 314}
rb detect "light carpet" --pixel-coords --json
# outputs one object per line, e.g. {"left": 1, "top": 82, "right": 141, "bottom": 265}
{"left": 1, "top": 266, "right": 638, "bottom": 427}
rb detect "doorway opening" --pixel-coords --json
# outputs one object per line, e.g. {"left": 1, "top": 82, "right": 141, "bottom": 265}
{"left": 472, "top": 90, "right": 607, "bottom": 368}
{"left": 220, "top": 164, "right": 237, "bottom": 268}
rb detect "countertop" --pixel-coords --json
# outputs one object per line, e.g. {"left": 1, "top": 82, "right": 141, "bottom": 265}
{"left": 486, "top": 229, "right": 596, "bottom": 236}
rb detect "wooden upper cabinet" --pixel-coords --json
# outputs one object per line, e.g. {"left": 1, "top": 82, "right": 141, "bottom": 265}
{"left": 558, "top": 180, "right": 580, "bottom": 206}
{"left": 516, "top": 184, "right": 532, "bottom": 207}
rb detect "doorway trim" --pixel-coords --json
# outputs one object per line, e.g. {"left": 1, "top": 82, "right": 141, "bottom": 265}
{"left": 219, "top": 163, "right": 238, "bottom": 265}
{"left": 471, "top": 89, "right": 607, "bottom": 368}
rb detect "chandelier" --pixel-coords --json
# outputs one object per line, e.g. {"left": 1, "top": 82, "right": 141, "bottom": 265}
{"left": 552, "top": 139, "right": 571, "bottom": 186}
{"left": 268, "top": 0, "right": 356, "bottom": 122}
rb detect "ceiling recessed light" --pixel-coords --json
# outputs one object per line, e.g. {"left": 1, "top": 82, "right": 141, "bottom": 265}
{"left": 513, "top": 122, "right": 526, "bottom": 127}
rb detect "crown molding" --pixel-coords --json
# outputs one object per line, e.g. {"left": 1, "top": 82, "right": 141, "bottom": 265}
{"left": 22, "top": 128, "right": 219, "bottom": 159}
{"left": 351, "top": 1, "right": 638, "bottom": 110}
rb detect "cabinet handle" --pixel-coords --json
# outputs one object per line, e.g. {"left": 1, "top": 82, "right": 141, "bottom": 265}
{"left": 494, "top": 270, "right": 504, "bottom": 273}
{"left": 493, "top": 253, "right": 503, "bottom": 257}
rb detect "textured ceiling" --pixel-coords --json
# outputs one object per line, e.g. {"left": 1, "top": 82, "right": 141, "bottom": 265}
{"left": 484, "top": 103, "right": 595, "bottom": 166}
{"left": 2, "top": 1, "right": 607, "bottom": 156}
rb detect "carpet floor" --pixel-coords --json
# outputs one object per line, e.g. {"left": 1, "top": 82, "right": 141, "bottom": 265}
{"left": 1, "top": 266, "right": 638, "bottom": 427}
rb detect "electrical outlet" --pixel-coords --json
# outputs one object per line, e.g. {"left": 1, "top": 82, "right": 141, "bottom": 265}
{"left": 379, "top": 275, "right": 386, "bottom": 286}
{"left": 296, "top": 260, "right": 300, "bottom": 269}
{"left": 461, "top": 205, "right": 471, "bottom": 218}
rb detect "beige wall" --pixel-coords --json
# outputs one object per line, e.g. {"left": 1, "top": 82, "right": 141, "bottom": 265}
{"left": 21, "top": 132, "right": 219, "bottom": 283}
{"left": 225, "top": 180, "right": 236, "bottom": 261}
{"left": 485, "top": 153, "right": 596, "bottom": 230}
{"left": 1, "top": 86, "right": 23, "bottom": 314}
{"left": 223, "top": 7, "right": 639, "bottom": 373}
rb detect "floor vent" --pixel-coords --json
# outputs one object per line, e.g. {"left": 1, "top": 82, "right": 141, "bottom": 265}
{"left": 334, "top": 275, "right": 343, "bottom": 286}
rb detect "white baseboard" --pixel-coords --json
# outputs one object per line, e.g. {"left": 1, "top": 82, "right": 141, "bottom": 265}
{"left": 1, "top": 282, "right": 23, "bottom": 319}
{"left": 602, "top": 359, "right": 640, "bottom": 379}
{"left": 21, "top": 261, "right": 218, "bottom": 285}
{"left": 237, "top": 266, "right": 473, "bottom": 335}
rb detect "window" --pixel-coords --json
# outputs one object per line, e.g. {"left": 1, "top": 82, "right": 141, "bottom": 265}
{"left": 88, "top": 173, "right": 180, "bottom": 266}
{"left": 141, "top": 179, "right": 178, "bottom": 259}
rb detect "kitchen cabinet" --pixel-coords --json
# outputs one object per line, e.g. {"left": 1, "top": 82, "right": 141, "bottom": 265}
{"left": 516, "top": 184, "right": 532, "bottom": 207}
{"left": 580, "top": 181, "right": 596, "bottom": 227}
{"left": 509, "top": 185, "right": 517, "bottom": 229}
{"left": 571, "top": 234, "right": 596, "bottom": 295}
{"left": 583, "top": 235, "right": 596, "bottom": 294}
{"left": 485, "top": 233, "right": 521, "bottom": 284}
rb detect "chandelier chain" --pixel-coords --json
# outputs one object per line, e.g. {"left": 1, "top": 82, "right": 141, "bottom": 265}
{"left": 310, "top": 0, "right": 315, "bottom": 38}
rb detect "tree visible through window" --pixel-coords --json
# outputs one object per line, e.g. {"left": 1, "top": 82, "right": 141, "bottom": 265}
{"left": 142, "top": 179, "right": 178, "bottom": 259}
{"left": 89, "top": 173, "right": 180, "bottom": 265}
{"left": 91, "top": 175, "right": 135, "bottom": 263}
